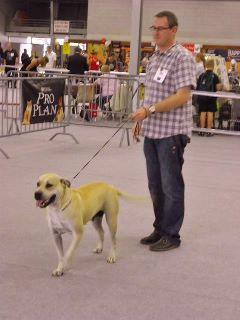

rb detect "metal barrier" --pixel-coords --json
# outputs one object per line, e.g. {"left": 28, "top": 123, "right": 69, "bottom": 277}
{"left": 0, "top": 73, "right": 79, "bottom": 158}
{"left": 192, "top": 90, "right": 240, "bottom": 136}
{"left": 0, "top": 71, "right": 142, "bottom": 158}
{"left": 4, "top": 70, "right": 238, "bottom": 159}
{"left": 67, "top": 73, "right": 142, "bottom": 147}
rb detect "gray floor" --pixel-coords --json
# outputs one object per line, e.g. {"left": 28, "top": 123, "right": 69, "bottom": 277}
{"left": 1, "top": 125, "right": 240, "bottom": 320}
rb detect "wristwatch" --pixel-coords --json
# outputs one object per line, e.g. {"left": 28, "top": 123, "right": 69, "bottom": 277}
{"left": 148, "top": 105, "right": 156, "bottom": 115}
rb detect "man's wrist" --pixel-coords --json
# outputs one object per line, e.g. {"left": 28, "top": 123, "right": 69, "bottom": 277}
{"left": 148, "top": 105, "right": 156, "bottom": 116}
{"left": 142, "top": 107, "right": 150, "bottom": 118}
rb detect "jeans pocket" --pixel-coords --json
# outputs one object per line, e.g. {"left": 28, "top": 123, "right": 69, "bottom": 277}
{"left": 179, "top": 134, "right": 190, "bottom": 148}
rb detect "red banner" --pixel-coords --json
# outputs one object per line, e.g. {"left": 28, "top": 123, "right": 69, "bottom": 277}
{"left": 181, "top": 43, "right": 195, "bottom": 53}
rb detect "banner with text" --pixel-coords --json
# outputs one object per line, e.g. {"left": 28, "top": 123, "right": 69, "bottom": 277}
{"left": 21, "top": 78, "right": 65, "bottom": 125}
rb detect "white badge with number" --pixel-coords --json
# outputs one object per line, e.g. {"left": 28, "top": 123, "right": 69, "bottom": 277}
{"left": 153, "top": 67, "right": 168, "bottom": 83}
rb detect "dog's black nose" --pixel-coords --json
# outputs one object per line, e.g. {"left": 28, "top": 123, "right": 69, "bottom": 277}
{"left": 34, "top": 191, "right": 42, "bottom": 200}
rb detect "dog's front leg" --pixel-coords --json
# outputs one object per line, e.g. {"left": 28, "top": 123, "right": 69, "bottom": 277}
{"left": 62, "top": 231, "right": 83, "bottom": 272}
{"left": 51, "top": 230, "right": 65, "bottom": 277}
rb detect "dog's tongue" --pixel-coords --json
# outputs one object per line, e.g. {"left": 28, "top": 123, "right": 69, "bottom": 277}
{"left": 36, "top": 200, "right": 43, "bottom": 207}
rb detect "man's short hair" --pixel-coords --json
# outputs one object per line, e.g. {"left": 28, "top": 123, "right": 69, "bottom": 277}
{"left": 155, "top": 11, "right": 178, "bottom": 28}
{"left": 75, "top": 47, "right": 82, "bottom": 53}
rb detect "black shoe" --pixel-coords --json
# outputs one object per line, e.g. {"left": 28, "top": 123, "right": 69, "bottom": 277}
{"left": 149, "top": 237, "right": 180, "bottom": 252}
{"left": 206, "top": 132, "right": 214, "bottom": 137}
{"left": 198, "top": 132, "right": 205, "bottom": 136}
{"left": 140, "top": 230, "right": 161, "bottom": 245}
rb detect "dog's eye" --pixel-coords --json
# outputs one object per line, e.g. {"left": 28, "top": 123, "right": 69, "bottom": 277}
{"left": 37, "top": 182, "right": 40, "bottom": 187}
{"left": 46, "top": 183, "right": 53, "bottom": 188}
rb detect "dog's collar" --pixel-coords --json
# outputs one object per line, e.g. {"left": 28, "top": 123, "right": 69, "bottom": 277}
{"left": 61, "top": 199, "right": 72, "bottom": 211}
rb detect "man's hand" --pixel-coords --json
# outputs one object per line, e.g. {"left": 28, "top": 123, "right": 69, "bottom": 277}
{"left": 130, "top": 107, "right": 149, "bottom": 121}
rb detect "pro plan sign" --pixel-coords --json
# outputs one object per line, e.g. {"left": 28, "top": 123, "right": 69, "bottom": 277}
{"left": 21, "top": 79, "right": 65, "bottom": 125}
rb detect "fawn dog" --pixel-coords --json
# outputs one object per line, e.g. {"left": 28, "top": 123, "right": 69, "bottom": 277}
{"left": 34, "top": 173, "right": 141, "bottom": 276}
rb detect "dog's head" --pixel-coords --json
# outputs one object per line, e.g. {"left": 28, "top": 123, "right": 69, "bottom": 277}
{"left": 34, "top": 173, "right": 71, "bottom": 209}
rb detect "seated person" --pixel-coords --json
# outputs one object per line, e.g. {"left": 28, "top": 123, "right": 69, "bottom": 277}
{"left": 93, "top": 64, "right": 117, "bottom": 110}
{"left": 105, "top": 53, "right": 116, "bottom": 71}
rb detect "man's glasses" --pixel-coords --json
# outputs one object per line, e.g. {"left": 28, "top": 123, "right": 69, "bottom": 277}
{"left": 149, "top": 26, "right": 172, "bottom": 32}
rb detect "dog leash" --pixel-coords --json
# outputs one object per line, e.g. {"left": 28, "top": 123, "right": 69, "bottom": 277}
{"left": 72, "top": 117, "right": 132, "bottom": 181}
{"left": 71, "top": 82, "right": 142, "bottom": 181}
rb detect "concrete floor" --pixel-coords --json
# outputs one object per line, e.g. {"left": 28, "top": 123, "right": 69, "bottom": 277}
{"left": 1, "top": 125, "right": 240, "bottom": 320}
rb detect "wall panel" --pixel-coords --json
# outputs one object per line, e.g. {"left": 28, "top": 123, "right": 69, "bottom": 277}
{"left": 87, "top": 0, "right": 240, "bottom": 45}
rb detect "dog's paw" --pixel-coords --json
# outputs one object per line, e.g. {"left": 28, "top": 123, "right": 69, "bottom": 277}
{"left": 52, "top": 268, "right": 64, "bottom": 277}
{"left": 93, "top": 247, "right": 103, "bottom": 254}
{"left": 107, "top": 255, "right": 116, "bottom": 263}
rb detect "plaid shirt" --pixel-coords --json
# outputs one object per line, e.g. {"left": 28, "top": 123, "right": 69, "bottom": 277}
{"left": 141, "top": 43, "right": 196, "bottom": 139}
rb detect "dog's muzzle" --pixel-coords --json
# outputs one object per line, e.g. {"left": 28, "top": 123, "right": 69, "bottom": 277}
{"left": 34, "top": 192, "right": 56, "bottom": 208}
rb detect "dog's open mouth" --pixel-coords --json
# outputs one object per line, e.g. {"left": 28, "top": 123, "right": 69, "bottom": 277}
{"left": 36, "top": 194, "right": 56, "bottom": 208}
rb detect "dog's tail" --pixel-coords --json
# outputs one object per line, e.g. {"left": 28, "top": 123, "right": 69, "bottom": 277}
{"left": 115, "top": 188, "right": 150, "bottom": 204}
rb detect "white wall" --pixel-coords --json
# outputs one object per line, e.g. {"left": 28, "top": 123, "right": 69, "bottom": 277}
{"left": 87, "top": 0, "right": 240, "bottom": 45}
{"left": 87, "top": 0, "right": 131, "bottom": 41}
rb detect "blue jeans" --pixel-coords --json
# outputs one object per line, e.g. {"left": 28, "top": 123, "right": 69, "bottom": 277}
{"left": 143, "top": 135, "right": 189, "bottom": 242}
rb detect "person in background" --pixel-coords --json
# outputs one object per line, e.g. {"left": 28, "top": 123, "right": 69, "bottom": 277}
{"left": 67, "top": 47, "right": 89, "bottom": 75}
{"left": 31, "top": 46, "right": 38, "bottom": 59}
{"left": 228, "top": 58, "right": 238, "bottom": 88}
{"left": 20, "top": 55, "right": 49, "bottom": 73}
{"left": 197, "top": 58, "right": 223, "bottom": 136}
{"left": 195, "top": 52, "right": 205, "bottom": 79}
{"left": 88, "top": 51, "right": 100, "bottom": 71}
{"left": 0, "top": 42, "right": 4, "bottom": 64}
{"left": 141, "top": 53, "right": 150, "bottom": 73}
{"left": 105, "top": 53, "right": 116, "bottom": 71}
{"left": 21, "top": 49, "right": 29, "bottom": 64}
{"left": 116, "top": 54, "right": 124, "bottom": 72}
{"left": 131, "top": 11, "right": 196, "bottom": 251}
{"left": 45, "top": 46, "right": 57, "bottom": 69}
{"left": 3, "top": 42, "right": 19, "bottom": 88}
{"left": 55, "top": 42, "right": 61, "bottom": 68}
{"left": 192, "top": 52, "right": 205, "bottom": 124}
{"left": 94, "top": 64, "right": 117, "bottom": 111}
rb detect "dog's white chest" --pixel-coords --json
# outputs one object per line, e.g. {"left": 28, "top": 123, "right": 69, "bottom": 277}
{"left": 48, "top": 208, "right": 73, "bottom": 234}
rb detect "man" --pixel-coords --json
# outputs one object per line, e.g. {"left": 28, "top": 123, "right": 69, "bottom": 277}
{"left": 67, "top": 47, "right": 89, "bottom": 118}
{"left": 131, "top": 11, "right": 196, "bottom": 251}
{"left": 67, "top": 47, "right": 89, "bottom": 75}
{"left": 45, "top": 46, "right": 57, "bottom": 69}
{"left": 3, "top": 42, "right": 19, "bottom": 88}
{"left": 105, "top": 53, "right": 116, "bottom": 71}
{"left": 21, "top": 48, "right": 30, "bottom": 64}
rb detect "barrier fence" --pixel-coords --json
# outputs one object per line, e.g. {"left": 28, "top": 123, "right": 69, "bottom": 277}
{"left": 1, "top": 70, "right": 240, "bottom": 159}
{"left": 192, "top": 90, "right": 240, "bottom": 136}
{"left": 0, "top": 71, "right": 142, "bottom": 158}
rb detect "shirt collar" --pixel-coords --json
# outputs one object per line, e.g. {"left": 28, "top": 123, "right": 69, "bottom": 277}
{"left": 155, "top": 42, "right": 178, "bottom": 57}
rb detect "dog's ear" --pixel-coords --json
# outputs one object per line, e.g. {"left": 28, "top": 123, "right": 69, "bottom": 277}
{"left": 60, "top": 179, "right": 71, "bottom": 188}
